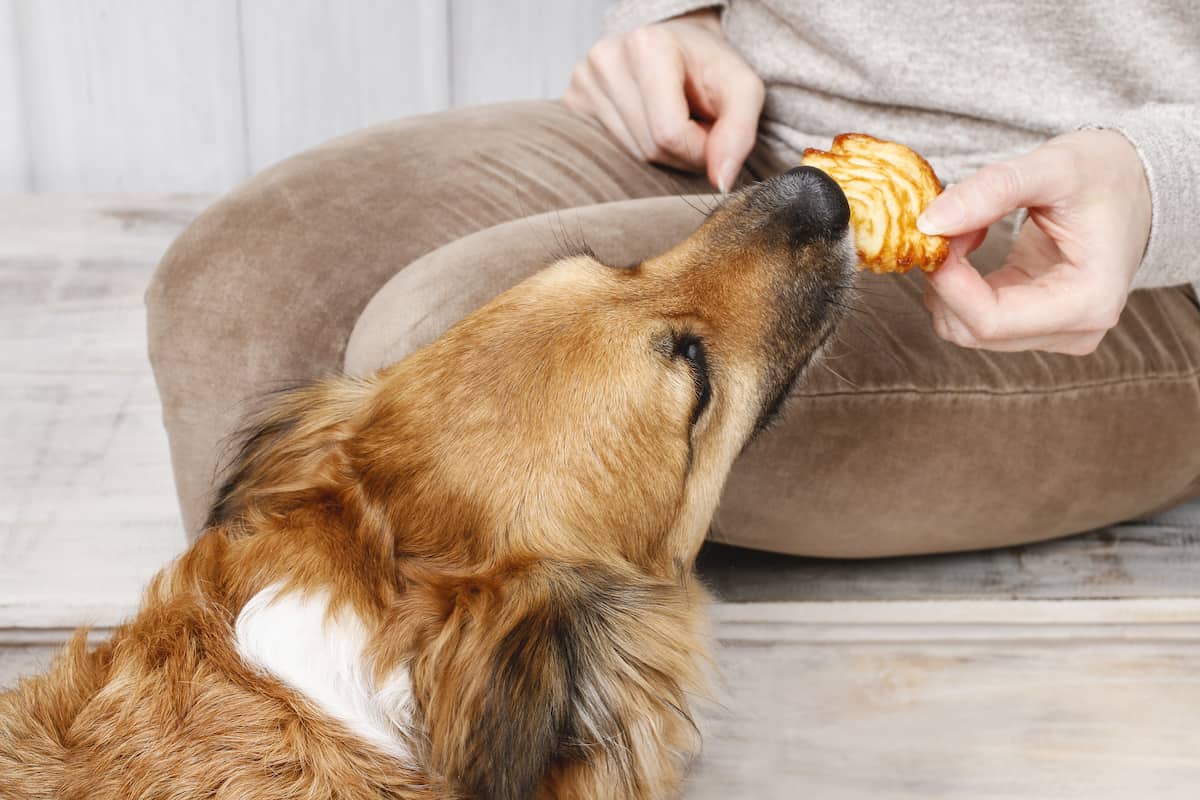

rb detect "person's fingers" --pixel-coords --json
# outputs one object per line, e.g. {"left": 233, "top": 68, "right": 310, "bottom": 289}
{"left": 925, "top": 278, "right": 1108, "bottom": 354}
{"left": 926, "top": 257, "right": 1121, "bottom": 343}
{"left": 923, "top": 277, "right": 981, "bottom": 348}
{"left": 961, "top": 331, "right": 1107, "bottom": 355}
{"left": 700, "top": 68, "right": 764, "bottom": 191}
{"left": 917, "top": 147, "right": 1070, "bottom": 238}
{"left": 948, "top": 227, "right": 988, "bottom": 260}
{"left": 926, "top": 300, "right": 1108, "bottom": 355}
{"left": 564, "top": 61, "right": 644, "bottom": 161}
{"left": 624, "top": 27, "right": 709, "bottom": 171}
{"left": 584, "top": 39, "right": 662, "bottom": 154}
{"left": 920, "top": 226, "right": 986, "bottom": 323}
{"left": 590, "top": 42, "right": 704, "bottom": 173}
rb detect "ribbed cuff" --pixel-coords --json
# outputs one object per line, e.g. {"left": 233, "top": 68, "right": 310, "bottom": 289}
{"left": 605, "top": 0, "right": 726, "bottom": 35}
{"left": 1082, "top": 105, "right": 1200, "bottom": 289}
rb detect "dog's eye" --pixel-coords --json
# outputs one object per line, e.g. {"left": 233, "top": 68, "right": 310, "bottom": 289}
{"left": 673, "top": 335, "right": 712, "bottom": 426}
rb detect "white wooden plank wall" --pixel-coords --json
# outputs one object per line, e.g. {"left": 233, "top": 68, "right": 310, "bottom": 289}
{"left": 0, "top": 0, "right": 28, "bottom": 189}
{"left": 449, "top": 0, "right": 610, "bottom": 107}
{"left": 0, "top": 0, "right": 609, "bottom": 192}
{"left": 238, "top": 0, "right": 450, "bottom": 175}
{"left": 15, "top": 0, "right": 247, "bottom": 193}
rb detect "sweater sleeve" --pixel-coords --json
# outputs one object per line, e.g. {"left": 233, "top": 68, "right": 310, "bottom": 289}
{"left": 1085, "top": 104, "right": 1200, "bottom": 290}
{"left": 605, "top": 1, "right": 726, "bottom": 35}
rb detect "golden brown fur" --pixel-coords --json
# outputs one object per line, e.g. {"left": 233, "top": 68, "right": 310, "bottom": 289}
{"left": 0, "top": 168, "right": 855, "bottom": 799}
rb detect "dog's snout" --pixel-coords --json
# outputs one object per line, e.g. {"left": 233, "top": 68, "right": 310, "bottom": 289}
{"left": 771, "top": 165, "right": 850, "bottom": 242}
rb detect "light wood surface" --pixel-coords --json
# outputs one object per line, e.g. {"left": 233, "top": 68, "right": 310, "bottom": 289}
{"left": 692, "top": 604, "right": 1200, "bottom": 800}
{"left": 0, "top": 193, "right": 208, "bottom": 630}
{"left": 4, "top": 602, "right": 1199, "bottom": 799}
{"left": 698, "top": 520, "right": 1200, "bottom": 602}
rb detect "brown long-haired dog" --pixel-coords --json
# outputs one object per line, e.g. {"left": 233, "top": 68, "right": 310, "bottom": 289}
{"left": 1, "top": 167, "right": 854, "bottom": 799}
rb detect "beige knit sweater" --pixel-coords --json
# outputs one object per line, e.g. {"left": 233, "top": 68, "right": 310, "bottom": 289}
{"left": 607, "top": 1, "right": 1200, "bottom": 290}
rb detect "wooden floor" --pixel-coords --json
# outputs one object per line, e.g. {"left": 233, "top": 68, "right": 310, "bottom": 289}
{"left": 3, "top": 194, "right": 1200, "bottom": 797}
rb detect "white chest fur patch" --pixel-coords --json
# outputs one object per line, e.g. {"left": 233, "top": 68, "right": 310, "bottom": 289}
{"left": 234, "top": 583, "right": 414, "bottom": 760}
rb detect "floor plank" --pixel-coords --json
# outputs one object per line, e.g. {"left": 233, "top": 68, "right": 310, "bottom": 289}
{"left": 691, "top": 627, "right": 1200, "bottom": 799}
{"left": 698, "top": 517, "right": 1200, "bottom": 602}
{"left": 0, "top": 194, "right": 210, "bottom": 629}
{"left": 0, "top": 645, "right": 58, "bottom": 691}
{"left": 5, "top": 603, "right": 1199, "bottom": 798}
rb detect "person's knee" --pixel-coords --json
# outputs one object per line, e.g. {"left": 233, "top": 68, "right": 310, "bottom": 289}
{"left": 144, "top": 199, "right": 258, "bottom": 382}
{"left": 150, "top": 100, "right": 607, "bottom": 377}
{"left": 144, "top": 217, "right": 217, "bottom": 379}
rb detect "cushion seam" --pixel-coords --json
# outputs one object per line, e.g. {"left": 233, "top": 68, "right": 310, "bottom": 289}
{"left": 797, "top": 367, "right": 1200, "bottom": 400}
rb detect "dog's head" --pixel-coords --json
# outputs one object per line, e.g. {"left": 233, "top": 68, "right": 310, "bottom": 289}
{"left": 352, "top": 166, "right": 854, "bottom": 573}
{"left": 204, "top": 167, "right": 854, "bottom": 800}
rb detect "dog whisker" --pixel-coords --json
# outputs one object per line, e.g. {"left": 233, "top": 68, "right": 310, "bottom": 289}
{"left": 818, "top": 359, "right": 860, "bottom": 388}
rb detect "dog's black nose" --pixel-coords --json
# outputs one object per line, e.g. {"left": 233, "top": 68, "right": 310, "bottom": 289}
{"left": 770, "top": 165, "right": 851, "bottom": 242}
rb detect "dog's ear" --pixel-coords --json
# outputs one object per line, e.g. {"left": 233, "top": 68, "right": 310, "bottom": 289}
{"left": 419, "top": 564, "right": 703, "bottom": 800}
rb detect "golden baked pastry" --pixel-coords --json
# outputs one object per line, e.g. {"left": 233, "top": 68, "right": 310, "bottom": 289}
{"left": 801, "top": 133, "right": 949, "bottom": 273}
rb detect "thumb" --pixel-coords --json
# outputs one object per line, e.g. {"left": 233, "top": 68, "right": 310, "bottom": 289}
{"left": 917, "top": 149, "right": 1061, "bottom": 237}
{"left": 703, "top": 73, "right": 764, "bottom": 192}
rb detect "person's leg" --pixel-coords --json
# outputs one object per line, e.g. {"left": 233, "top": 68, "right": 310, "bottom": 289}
{"left": 346, "top": 199, "right": 1200, "bottom": 557}
{"left": 146, "top": 101, "right": 716, "bottom": 539}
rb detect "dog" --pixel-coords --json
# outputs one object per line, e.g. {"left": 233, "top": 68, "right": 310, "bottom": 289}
{"left": 0, "top": 166, "right": 853, "bottom": 799}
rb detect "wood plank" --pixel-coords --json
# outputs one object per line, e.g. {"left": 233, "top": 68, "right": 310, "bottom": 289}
{"left": 448, "top": 0, "right": 609, "bottom": 106}
{"left": 690, "top": 619, "right": 1200, "bottom": 799}
{"left": 239, "top": 0, "right": 450, "bottom": 175}
{"left": 0, "top": 0, "right": 28, "bottom": 191}
{"left": 0, "top": 645, "right": 58, "bottom": 691}
{"left": 4, "top": 601, "right": 1200, "bottom": 798}
{"left": 698, "top": 517, "right": 1200, "bottom": 603}
{"left": 15, "top": 0, "right": 245, "bottom": 191}
{"left": 0, "top": 194, "right": 210, "bottom": 632}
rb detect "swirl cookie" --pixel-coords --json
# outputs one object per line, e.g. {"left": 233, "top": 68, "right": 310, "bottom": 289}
{"left": 801, "top": 134, "right": 949, "bottom": 274}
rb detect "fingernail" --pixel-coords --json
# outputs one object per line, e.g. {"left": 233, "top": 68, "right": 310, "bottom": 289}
{"left": 917, "top": 189, "right": 962, "bottom": 235}
{"left": 717, "top": 159, "right": 737, "bottom": 194}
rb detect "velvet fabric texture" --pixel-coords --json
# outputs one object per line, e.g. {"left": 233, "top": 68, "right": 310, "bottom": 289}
{"left": 148, "top": 101, "right": 1200, "bottom": 556}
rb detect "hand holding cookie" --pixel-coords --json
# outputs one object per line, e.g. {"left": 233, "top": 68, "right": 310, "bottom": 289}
{"left": 919, "top": 130, "right": 1151, "bottom": 356}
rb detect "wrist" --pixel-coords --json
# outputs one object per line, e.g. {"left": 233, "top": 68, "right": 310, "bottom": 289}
{"left": 1098, "top": 129, "right": 1153, "bottom": 274}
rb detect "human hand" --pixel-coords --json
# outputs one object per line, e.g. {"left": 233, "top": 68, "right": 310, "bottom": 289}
{"left": 562, "top": 9, "right": 765, "bottom": 192}
{"left": 918, "top": 130, "right": 1151, "bottom": 355}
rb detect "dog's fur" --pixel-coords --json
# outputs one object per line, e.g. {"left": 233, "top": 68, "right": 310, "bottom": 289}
{"left": 0, "top": 168, "right": 854, "bottom": 799}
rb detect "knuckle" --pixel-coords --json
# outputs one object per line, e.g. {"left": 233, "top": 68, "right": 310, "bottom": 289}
{"left": 1086, "top": 294, "right": 1125, "bottom": 330}
{"left": 953, "top": 325, "right": 979, "bottom": 348}
{"left": 977, "top": 162, "right": 1022, "bottom": 205}
{"left": 1064, "top": 148, "right": 1087, "bottom": 187}
{"left": 1099, "top": 301, "right": 1125, "bottom": 330}
{"left": 931, "top": 314, "right": 949, "bottom": 339}
{"left": 562, "top": 73, "right": 586, "bottom": 104}
{"left": 962, "top": 312, "right": 998, "bottom": 341}
{"left": 586, "top": 38, "right": 620, "bottom": 73}
{"left": 732, "top": 67, "right": 765, "bottom": 98}
{"left": 626, "top": 25, "right": 670, "bottom": 60}
{"left": 749, "top": 70, "right": 766, "bottom": 94}
{"left": 649, "top": 122, "right": 687, "bottom": 155}
{"left": 1093, "top": 311, "right": 1120, "bottom": 331}
{"left": 939, "top": 317, "right": 974, "bottom": 348}
{"left": 1065, "top": 338, "right": 1101, "bottom": 356}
